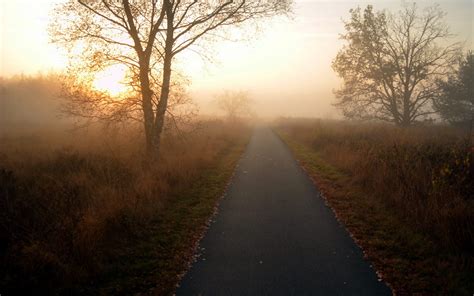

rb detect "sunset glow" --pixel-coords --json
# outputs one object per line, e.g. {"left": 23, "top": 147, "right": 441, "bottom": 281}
{"left": 1, "top": 0, "right": 472, "bottom": 117}
{"left": 1, "top": 0, "right": 473, "bottom": 294}
{"left": 92, "top": 64, "right": 129, "bottom": 97}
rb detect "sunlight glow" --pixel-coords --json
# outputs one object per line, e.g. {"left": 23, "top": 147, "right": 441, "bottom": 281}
{"left": 1, "top": 0, "right": 472, "bottom": 117}
{"left": 92, "top": 64, "right": 129, "bottom": 97}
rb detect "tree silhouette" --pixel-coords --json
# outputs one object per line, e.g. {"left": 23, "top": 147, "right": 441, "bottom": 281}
{"left": 435, "top": 51, "right": 474, "bottom": 126}
{"left": 332, "top": 4, "right": 460, "bottom": 126}
{"left": 50, "top": 0, "right": 291, "bottom": 157}
{"left": 216, "top": 90, "right": 253, "bottom": 121}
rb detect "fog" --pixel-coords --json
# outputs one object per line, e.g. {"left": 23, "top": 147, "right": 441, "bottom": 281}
{"left": 1, "top": 0, "right": 472, "bottom": 120}
{"left": 182, "top": 0, "right": 472, "bottom": 118}
{"left": 0, "top": 74, "right": 65, "bottom": 134}
{"left": 0, "top": 1, "right": 473, "bottom": 294}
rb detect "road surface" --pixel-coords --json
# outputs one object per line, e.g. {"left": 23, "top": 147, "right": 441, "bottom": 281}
{"left": 177, "top": 127, "right": 391, "bottom": 295}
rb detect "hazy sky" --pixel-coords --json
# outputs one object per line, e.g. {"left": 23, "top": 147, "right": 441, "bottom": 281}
{"left": 1, "top": 0, "right": 472, "bottom": 117}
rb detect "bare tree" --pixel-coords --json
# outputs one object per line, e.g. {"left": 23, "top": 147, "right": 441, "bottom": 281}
{"left": 216, "top": 90, "right": 253, "bottom": 121}
{"left": 50, "top": 0, "right": 291, "bottom": 158}
{"left": 332, "top": 4, "right": 461, "bottom": 126}
{"left": 58, "top": 70, "right": 194, "bottom": 128}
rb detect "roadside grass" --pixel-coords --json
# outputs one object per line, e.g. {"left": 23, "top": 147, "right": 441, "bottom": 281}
{"left": 276, "top": 120, "right": 473, "bottom": 296}
{"left": 82, "top": 137, "right": 247, "bottom": 295}
{"left": 0, "top": 121, "right": 250, "bottom": 295}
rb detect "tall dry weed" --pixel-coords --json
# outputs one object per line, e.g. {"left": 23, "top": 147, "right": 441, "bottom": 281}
{"left": 0, "top": 120, "right": 248, "bottom": 291}
{"left": 278, "top": 118, "right": 473, "bottom": 252}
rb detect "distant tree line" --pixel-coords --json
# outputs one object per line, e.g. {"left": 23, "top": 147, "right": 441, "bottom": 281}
{"left": 333, "top": 3, "right": 472, "bottom": 127}
{"left": 0, "top": 74, "right": 64, "bottom": 131}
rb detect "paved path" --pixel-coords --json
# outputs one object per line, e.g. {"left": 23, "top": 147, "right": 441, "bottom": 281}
{"left": 177, "top": 127, "right": 391, "bottom": 295}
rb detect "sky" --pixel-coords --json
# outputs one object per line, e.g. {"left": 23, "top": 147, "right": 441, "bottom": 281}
{"left": 0, "top": 0, "right": 472, "bottom": 118}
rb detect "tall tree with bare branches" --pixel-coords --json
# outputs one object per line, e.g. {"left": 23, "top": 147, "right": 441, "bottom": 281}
{"left": 332, "top": 4, "right": 460, "bottom": 126}
{"left": 50, "top": 0, "right": 291, "bottom": 157}
{"left": 216, "top": 90, "right": 253, "bottom": 121}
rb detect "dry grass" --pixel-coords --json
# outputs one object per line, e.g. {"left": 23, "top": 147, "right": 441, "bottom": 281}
{"left": 277, "top": 118, "right": 473, "bottom": 252}
{"left": 0, "top": 120, "right": 250, "bottom": 294}
{"left": 277, "top": 118, "right": 473, "bottom": 294}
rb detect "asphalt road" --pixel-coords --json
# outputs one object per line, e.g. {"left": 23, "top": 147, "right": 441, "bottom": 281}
{"left": 177, "top": 127, "right": 392, "bottom": 296}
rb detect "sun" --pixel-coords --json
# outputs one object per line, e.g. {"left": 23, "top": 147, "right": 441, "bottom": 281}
{"left": 92, "top": 64, "right": 129, "bottom": 97}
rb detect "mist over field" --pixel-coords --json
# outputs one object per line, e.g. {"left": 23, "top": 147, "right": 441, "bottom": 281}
{"left": 2, "top": 0, "right": 472, "bottom": 120}
{"left": 0, "top": 0, "right": 472, "bottom": 295}
{"left": 0, "top": 75, "right": 63, "bottom": 132}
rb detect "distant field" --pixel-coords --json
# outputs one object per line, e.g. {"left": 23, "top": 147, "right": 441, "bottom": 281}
{"left": 0, "top": 121, "right": 250, "bottom": 295}
{"left": 276, "top": 118, "right": 473, "bottom": 295}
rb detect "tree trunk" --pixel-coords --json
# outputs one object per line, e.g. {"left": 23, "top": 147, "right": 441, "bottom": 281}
{"left": 151, "top": 4, "right": 174, "bottom": 158}
{"left": 152, "top": 53, "right": 172, "bottom": 157}
{"left": 139, "top": 58, "right": 156, "bottom": 157}
{"left": 401, "top": 91, "right": 411, "bottom": 127}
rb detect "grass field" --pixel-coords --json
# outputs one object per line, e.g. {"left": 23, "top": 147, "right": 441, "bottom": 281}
{"left": 276, "top": 118, "right": 473, "bottom": 295}
{"left": 0, "top": 120, "right": 250, "bottom": 295}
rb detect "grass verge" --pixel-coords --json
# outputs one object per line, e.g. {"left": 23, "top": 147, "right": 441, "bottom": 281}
{"left": 81, "top": 138, "right": 247, "bottom": 295}
{"left": 0, "top": 122, "right": 250, "bottom": 295}
{"left": 277, "top": 130, "right": 473, "bottom": 296}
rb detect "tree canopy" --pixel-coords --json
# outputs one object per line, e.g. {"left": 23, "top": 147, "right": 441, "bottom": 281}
{"left": 332, "top": 4, "right": 460, "bottom": 126}
{"left": 50, "top": 0, "right": 291, "bottom": 157}
{"left": 435, "top": 51, "right": 474, "bottom": 126}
